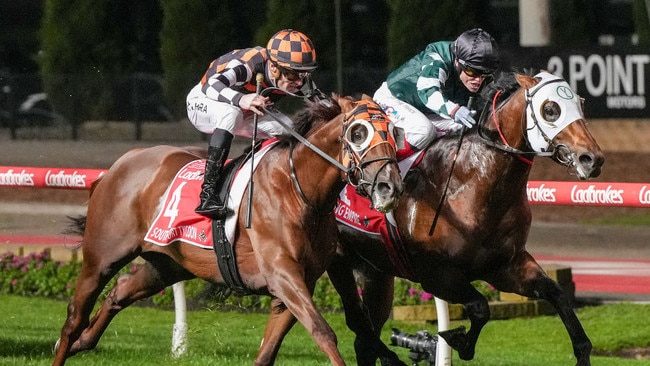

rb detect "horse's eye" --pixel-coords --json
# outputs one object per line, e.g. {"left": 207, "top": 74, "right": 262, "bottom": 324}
{"left": 345, "top": 119, "right": 374, "bottom": 151}
{"left": 350, "top": 126, "right": 368, "bottom": 144}
{"left": 541, "top": 100, "right": 560, "bottom": 123}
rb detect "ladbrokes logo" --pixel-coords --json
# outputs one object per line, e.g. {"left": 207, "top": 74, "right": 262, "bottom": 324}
{"left": 178, "top": 169, "right": 203, "bottom": 181}
{"left": 639, "top": 185, "right": 650, "bottom": 205}
{"left": 570, "top": 185, "right": 623, "bottom": 205}
{"left": 527, "top": 184, "right": 557, "bottom": 202}
{"left": 0, "top": 169, "right": 35, "bottom": 186}
{"left": 45, "top": 170, "right": 87, "bottom": 188}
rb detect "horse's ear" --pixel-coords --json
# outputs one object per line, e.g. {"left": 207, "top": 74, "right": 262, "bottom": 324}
{"left": 361, "top": 94, "right": 373, "bottom": 101}
{"left": 515, "top": 73, "right": 538, "bottom": 89}
{"left": 337, "top": 95, "right": 356, "bottom": 113}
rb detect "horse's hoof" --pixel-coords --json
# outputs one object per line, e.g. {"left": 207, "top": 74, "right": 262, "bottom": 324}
{"left": 379, "top": 353, "right": 408, "bottom": 366}
{"left": 438, "top": 326, "right": 467, "bottom": 350}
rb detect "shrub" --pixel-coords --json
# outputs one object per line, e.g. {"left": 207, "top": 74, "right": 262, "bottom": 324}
{"left": 0, "top": 250, "right": 80, "bottom": 300}
{"left": 0, "top": 250, "right": 498, "bottom": 312}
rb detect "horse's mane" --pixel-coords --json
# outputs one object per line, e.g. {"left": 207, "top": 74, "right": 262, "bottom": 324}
{"left": 481, "top": 68, "right": 539, "bottom": 103}
{"left": 291, "top": 95, "right": 344, "bottom": 137}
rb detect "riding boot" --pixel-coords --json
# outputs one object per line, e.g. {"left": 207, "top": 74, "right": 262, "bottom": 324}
{"left": 195, "top": 129, "right": 233, "bottom": 219}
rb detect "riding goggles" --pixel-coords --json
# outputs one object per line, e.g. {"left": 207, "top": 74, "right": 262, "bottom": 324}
{"left": 276, "top": 63, "right": 311, "bottom": 81}
{"left": 458, "top": 59, "right": 494, "bottom": 78}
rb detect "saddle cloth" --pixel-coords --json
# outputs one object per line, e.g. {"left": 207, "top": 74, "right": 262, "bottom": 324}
{"left": 144, "top": 141, "right": 277, "bottom": 249}
{"left": 334, "top": 151, "right": 423, "bottom": 252}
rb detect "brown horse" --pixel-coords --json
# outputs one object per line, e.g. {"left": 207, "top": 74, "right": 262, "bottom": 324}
{"left": 328, "top": 71, "right": 605, "bottom": 366}
{"left": 52, "top": 95, "right": 403, "bottom": 366}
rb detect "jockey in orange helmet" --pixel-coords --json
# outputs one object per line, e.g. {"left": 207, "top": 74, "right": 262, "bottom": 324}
{"left": 186, "top": 29, "right": 322, "bottom": 218}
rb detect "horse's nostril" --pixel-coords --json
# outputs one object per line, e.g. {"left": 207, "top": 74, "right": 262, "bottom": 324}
{"left": 376, "top": 181, "right": 396, "bottom": 197}
{"left": 579, "top": 153, "right": 594, "bottom": 168}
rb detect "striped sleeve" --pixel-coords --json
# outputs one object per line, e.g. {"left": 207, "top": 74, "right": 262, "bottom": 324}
{"left": 417, "top": 53, "right": 459, "bottom": 118}
{"left": 201, "top": 59, "right": 253, "bottom": 106}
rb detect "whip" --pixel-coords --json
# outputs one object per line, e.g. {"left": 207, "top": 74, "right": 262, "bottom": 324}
{"left": 428, "top": 96, "right": 474, "bottom": 236}
{"left": 245, "top": 73, "right": 264, "bottom": 228}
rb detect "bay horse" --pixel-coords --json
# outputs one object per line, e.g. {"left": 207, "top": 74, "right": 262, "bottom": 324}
{"left": 328, "top": 71, "right": 605, "bottom": 366}
{"left": 52, "top": 95, "right": 403, "bottom": 366}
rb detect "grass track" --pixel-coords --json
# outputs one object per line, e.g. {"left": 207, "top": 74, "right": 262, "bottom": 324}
{"left": 1, "top": 296, "right": 649, "bottom": 365}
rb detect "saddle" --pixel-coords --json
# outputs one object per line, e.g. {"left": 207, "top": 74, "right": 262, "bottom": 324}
{"left": 212, "top": 141, "right": 264, "bottom": 294}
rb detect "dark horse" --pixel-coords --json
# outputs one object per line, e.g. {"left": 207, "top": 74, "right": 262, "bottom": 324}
{"left": 53, "top": 96, "right": 404, "bottom": 366}
{"left": 328, "top": 71, "right": 605, "bottom": 366}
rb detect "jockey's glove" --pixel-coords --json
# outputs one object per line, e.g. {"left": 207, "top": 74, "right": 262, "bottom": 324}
{"left": 452, "top": 106, "right": 476, "bottom": 128}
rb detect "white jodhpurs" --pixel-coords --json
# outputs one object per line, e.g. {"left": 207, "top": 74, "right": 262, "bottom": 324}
{"left": 186, "top": 83, "right": 293, "bottom": 138}
{"left": 373, "top": 82, "right": 462, "bottom": 150}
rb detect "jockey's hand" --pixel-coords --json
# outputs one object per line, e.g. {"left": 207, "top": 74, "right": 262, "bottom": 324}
{"left": 452, "top": 106, "right": 476, "bottom": 128}
{"left": 240, "top": 93, "right": 270, "bottom": 116}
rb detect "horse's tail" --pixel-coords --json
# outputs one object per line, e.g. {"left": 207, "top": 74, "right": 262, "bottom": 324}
{"left": 62, "top": 175, "right": 104, "bottom": 237}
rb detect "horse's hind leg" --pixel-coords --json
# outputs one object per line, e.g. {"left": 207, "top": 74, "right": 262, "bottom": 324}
{"left": 53, "top": 266, "right": 110, "bottom": 365}
{"left": 254, "top": 298, "right": 298, "bottom": 365}
{"left": 437, "top": 286, "right": 490, "bottom": 361}
{"left": 53, "top": 250, "right": 137, "bottom": 366}
{"left": 67, "top": 258, "right": 190, "bottom": 356}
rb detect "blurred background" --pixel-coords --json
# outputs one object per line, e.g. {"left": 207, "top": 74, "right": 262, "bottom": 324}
{"left": 1, "top": 0, "right": 648, "bottom": 141}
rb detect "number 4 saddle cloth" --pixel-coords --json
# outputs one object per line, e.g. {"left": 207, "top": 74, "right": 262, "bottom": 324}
{"left": 144, "top": 142, "right": 277, "bottom": 249}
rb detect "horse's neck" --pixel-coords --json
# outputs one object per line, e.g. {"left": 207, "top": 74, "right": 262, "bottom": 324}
{"left": 292, "top": 117, "right": 346, "bottom": 208}
{"left": 424, "top": 132, "right": 533, "bottom": 203}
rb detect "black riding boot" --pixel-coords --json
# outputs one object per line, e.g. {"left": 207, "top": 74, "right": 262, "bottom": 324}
{"left": 195, "top": 129, "right": 233, "bottom": 219}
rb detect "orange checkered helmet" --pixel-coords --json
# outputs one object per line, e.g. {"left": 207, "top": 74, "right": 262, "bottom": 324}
{"left": 266, "top": 29, "right": 317, "bottom": 72}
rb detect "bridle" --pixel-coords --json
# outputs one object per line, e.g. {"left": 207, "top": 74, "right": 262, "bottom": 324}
{"left": 341, "top": 100, "right": 399, "bottom": 203}
{"left": 262, "top": 95, "right": 398, "bottom": 209}
{"left": 429, "top": 72, "right": 584, "bottom": 236}
{"left": 477, "top": 73, "right": 583, "bottom": 167}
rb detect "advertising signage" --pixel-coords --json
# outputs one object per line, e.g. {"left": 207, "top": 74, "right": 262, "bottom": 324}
{"left": 501, "top": 47, "right": 650, "bottom": 119}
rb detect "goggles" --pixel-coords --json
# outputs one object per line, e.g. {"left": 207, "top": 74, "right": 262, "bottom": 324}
{"left": 458, "top": 60, "right": 494, "bottom": 78}
{"left": 276, "top": 64, "right": 310, "bottom": 81}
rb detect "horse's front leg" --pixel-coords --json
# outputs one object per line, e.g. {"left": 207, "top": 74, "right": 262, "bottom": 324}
{"left": 327, "top": 256, "right": 405, "bottom": 366}
{"left": 535, "top": 275, "right": 592, "bottom": 366}
{"left": 255, "top": 298, "right": 298, "bottom": 365}
{"left": 495, "top": 252, "right": 592, "bottom": 366}
{"left": 259, "top": 256, "right": 345, "bottom": 366}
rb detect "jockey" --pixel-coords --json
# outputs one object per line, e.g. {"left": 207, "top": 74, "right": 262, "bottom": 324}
{"left": 186, "top": 29, "right": 322, "bottom": 219}
{"left": 373, "top": 28, "right": 500, "bottom": 160}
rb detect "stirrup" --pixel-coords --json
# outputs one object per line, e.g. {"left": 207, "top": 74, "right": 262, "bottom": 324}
{"left": 195, "top": 200, "right": 231, "bottom": 219}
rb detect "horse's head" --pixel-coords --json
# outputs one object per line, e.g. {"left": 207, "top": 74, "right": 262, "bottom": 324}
{"left": 485, "top": 71, "right": 604, "bottom": 180}
{"left": 338, "top": 95, "right": 403, "bottom": 212}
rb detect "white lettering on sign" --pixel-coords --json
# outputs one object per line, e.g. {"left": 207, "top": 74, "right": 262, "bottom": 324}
{"left": 547, "top": 54, "right": 649, "bottom": 109}
{"left": 527, "top": 184, "right": 557, "bottom": 203}
{"left": 0, "top": 169, "right": 35, "bottom": 186}
{"left": 570, "top": 185, "right": 624, "bottom": 205}
{"left": 639, "top": 186, "right": 650, "bottom": 205}
{"left": 45, "top": 170, "right": 87, "bottom": 188}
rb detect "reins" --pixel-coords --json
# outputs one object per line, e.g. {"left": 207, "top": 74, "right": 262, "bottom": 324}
{"left": 477, "top": 78, "right": 569, "bottom": 161}
{"left": 260, "top": 87, "right": 350, "bottom": 173}
{"left": 428, "top": 76, "right": 571, "bottom": 236}
{"left": 261, "top": 89, "right": 397, "bottom": 208}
